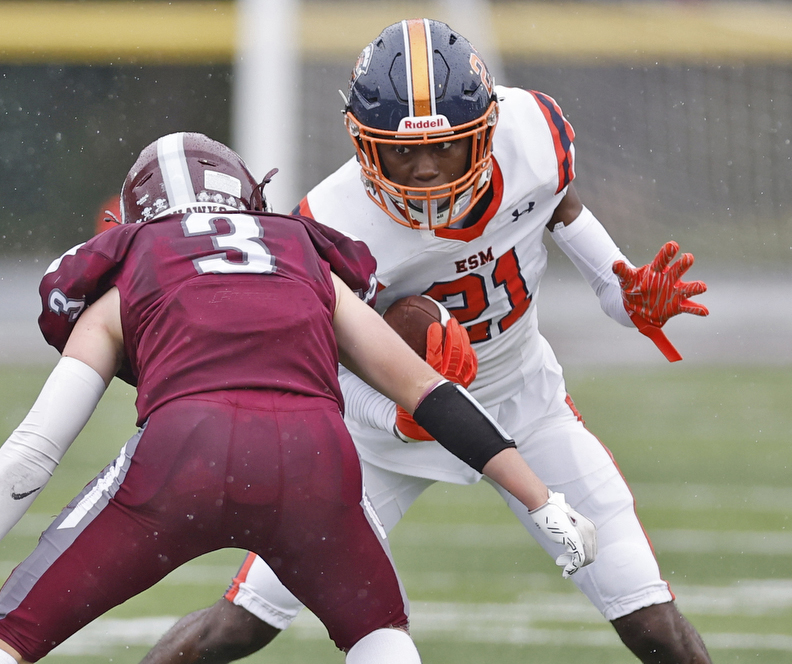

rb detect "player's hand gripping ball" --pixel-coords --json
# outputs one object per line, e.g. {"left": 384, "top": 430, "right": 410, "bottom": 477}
{"left": 384, "top": 295, "right": 478, "bottom": 442}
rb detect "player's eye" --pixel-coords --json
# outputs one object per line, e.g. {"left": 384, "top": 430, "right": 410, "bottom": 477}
{"left": 394, "top": 145, "right": 411, "bottom": 155}
{"left": 436, "top": 141, "right": 454, "bottom": 151}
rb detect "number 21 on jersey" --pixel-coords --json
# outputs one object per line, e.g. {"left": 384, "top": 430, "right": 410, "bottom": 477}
{"left": 423, "top": 247, "right": 532, "bottom": 343}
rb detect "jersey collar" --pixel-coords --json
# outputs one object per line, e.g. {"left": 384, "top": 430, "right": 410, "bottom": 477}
{"left": 434, "top": 157, "right": 503, "bottom": 242}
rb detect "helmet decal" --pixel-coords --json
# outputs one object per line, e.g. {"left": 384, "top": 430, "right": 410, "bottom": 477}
{"left": 396, "top": 114, "right": 451, "bottom": 134}
{"left": 469, "top": 53, "right": 493, "bottom": 97}
{"left": 204, "top": 170, "right": 243, "bottom": 199}
{"left": 351, "top": 43, "right": 374, "bottom": 85}
{"left": 402, "top": 18, "right": 436, "bottom": 118}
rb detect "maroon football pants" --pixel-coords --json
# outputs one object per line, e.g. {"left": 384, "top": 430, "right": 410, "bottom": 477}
{"left": 0, "top": 390, "right": 408, "bottom": 661}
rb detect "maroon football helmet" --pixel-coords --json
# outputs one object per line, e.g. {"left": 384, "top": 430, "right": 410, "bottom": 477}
{"left": 120, "top": 132, "right": 268, "bottom": 224}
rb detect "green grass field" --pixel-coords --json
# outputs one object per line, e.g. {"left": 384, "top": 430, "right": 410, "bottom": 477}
{"left": 1, "top": 363, "right": 790, "bottom": 663}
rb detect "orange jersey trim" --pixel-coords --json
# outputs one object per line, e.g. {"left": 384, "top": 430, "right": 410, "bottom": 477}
{"left": 294, "top": 196, "right": 313, "bottom": 218}
{"left": 223, "top": 551, "right": 258, "bottom": 602}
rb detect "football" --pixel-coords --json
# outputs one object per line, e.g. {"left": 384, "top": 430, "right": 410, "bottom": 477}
{"left": 383, "top": 295, "right": 449, "bottom": 358}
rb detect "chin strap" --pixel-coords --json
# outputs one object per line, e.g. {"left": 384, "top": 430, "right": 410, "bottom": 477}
{"left": 252, "top": 168, "right": 279, "bottom": 212}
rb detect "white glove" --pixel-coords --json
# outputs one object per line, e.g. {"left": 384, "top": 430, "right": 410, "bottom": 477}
{"left": 529, "top": 490, "right": 597, "bottom": 579}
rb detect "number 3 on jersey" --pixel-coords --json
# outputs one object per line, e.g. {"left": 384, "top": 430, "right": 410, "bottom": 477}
{"left": 182, "top": 213, "right": 276, "bottom": 275}
{"left": 423, "top": 248, "right": 532, "bottom": 343}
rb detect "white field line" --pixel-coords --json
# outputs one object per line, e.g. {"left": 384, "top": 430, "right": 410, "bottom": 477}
{"left": 381, "top": 523, "right": 792, "bottom": 555}
{"left": 650, "top": 529, "right": 792, "bottom": 554}
{"left": 50, "top": 582, "right": 792, "bottom": 655}
{"left": 4, "top": 481, "right": 790, "bottom": 588}
{"left": 6, "top": 482, "right": 791, "bottom": 656}
{"left": 5, "top": 521, "right": 787, "bottom": 586}
{"left": 630, "top": 482, "right": 792, "bottom": 513}
{"left": 10, "top": 519, "right": 792, "bottom": 556}
{"left": 10, "top": 481, "right": 791, "bottom": 542}
{"left": 11, "top": 513, "right": 792, "bottom": 557}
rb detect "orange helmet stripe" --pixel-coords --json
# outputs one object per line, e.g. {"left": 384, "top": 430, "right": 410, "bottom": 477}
{"left": 403, "top": 19, "right": 434, "bottom": 117}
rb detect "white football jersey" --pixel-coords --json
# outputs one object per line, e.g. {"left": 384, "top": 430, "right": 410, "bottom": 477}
{"left": 301, "top": 86, "right": 577, "bottom": 482}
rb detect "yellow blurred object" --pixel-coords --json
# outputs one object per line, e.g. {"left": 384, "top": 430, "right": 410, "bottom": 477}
{"left": 0, "top": 1, "right": 791, "bottom": 64}
{"left": 0, "top": 2, "right": 236, "bottom": 63}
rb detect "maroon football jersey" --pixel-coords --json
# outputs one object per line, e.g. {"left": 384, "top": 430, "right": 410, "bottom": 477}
{"left": 39, "top": 211, "right": 378, "bottom": 423}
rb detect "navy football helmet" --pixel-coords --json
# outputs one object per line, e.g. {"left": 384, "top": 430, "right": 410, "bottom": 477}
{"left": 121, "top": 132, "right": 268, "bottom": 224}
{"left": 344, "top": 18, "right": 498, "bottom": 230}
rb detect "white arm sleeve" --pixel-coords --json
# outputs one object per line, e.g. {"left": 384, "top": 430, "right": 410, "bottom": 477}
{"left": 338, "top": 365, "right": 397, "bottom": 435}
{"left": 550, "top": 206, "right": 634, "bottom": 327}
{"left": 0, "top": 356, "right": 107, "bottom": 540}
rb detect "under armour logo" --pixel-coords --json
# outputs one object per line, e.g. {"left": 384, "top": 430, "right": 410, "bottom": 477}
{"left": 512, "top": 202, "right": 535, "bottom": 221}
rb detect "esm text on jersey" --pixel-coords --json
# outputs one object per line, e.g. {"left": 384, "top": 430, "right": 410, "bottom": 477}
{"left": 455, "top": 246, "right": 494, "bottom": 273}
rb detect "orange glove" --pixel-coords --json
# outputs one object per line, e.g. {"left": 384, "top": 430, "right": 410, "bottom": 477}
{"left": 425, "top": 318, "right": 478, "bottom": 388}
{"left": 613, "top": 241, "right": 708, "bottom": 362}
{"left": 395, "top": 318, "right": 478, "bottom": 442}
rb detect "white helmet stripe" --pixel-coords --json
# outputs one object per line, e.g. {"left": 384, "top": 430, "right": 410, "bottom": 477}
{"left": 423, "top": 18, "right": 437, "bottom": 117}
{"left": 401, "top": 21, "right": 414, "bottom": 116}
{"left": 157, "top": 133, "right": 195, "bottom": 207}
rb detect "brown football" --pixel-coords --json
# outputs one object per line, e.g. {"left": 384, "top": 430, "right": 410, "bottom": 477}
{"left": 383, "top": 295, "right": 445, "bottom": 359}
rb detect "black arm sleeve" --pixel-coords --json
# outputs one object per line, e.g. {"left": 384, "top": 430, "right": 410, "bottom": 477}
{"left": 411, "top": 381, "right": 516, "bottom": 473}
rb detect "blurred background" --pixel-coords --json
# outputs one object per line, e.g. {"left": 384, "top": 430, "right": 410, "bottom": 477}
{"left": 1, "top": 0, "right": 790, "bottom": 262}
{"left": 0, "top": 1, "right": 791, "bottom": 662}
{"left": 1, "top": 0, "right": 790, "bottom": 366}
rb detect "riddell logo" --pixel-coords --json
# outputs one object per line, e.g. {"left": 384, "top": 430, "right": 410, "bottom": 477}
{"left": 397, "top": 115, "right": 452, "bottom": 134}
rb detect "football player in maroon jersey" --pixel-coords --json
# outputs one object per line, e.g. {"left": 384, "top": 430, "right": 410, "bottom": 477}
{"left": 0, "top": 132, "right": 595, "bottom": 664}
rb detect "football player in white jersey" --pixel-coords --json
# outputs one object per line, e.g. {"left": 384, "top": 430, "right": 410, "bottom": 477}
{"left": 141, "top": 19, "right": 711, "bottom": 664}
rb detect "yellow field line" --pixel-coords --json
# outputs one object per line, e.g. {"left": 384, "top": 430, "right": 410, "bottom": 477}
{"left": 0, "top": 1, "right": 791, "bottom": 64}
